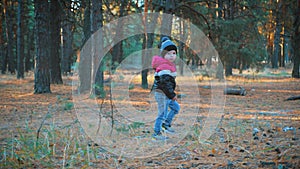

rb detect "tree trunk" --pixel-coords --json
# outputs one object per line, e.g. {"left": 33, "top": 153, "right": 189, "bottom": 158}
{"left": 34, "top": 0, "right": 51, "bottom": 94}
{"left": 216, "top": 62, "right": 224, "bottom": 80}
{"left": 49, "top": 0, "right": 63, "bottom": 84}
{"left": 179, "top": 11, "right": 185, "bottom": 75}
{"left": 111, "top": 0, "right": 126, "bottom": 69}
{"left": 61, "top": 22, "right": 73, "bottom": 75}
{"left": 0, "top": 3, "right": 7, "bottom": 74}
{"left": 225, "top": 61, "right": 233, "bottom": 76}
{"left": 272, "top": 1, "right": 282, "bottom": 69}
{"left": 215, "top": 0, "right": 224, "bottom": 79}
{"left": 4, "top": 0, "right": 16, "bottom": 74}
{"left": 61, "top": 0, "right": 73, "bottom": 75}
{"left": 141, "top": 0, "right": 156, "bottom": 89}
{"left": 23, "top": 1, "right": 34, "bottom": 72}
{"left": 141, "top": 34, "right": 149, "bottom": 88}
{"left": 79, "top": 0, "right": 92, "bottom": 92}
{"left": 283, "top": 32, "right": 289, "bottom": 67}
{"left": 292, "top": 0, "right": 300, "bottom": 78}
{"left": 223, "top": 0, "right": 234, "bottom": 77}
{"left": 25, "top": 31, "right": 34, "bottom": 72}
{"left": 17, "top": 0, "right": 24, "bottom": 79}
{"left": 160, "top": 2, "right": 173, "bottom": 36}
{"left": 92, "top": 0, "right": 104, "bottom": 96}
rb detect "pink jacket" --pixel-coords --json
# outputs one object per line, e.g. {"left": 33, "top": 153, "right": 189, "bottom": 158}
{"left": 152, "top": 55, "right": 176, "bottom": 73}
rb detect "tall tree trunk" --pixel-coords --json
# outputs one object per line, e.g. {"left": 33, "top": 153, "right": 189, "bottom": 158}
{"left": 179, "top": 10, "right": 185, "bottom": 75}
{"left": 61, "top": 23, "right": 73, "bottom": 75}
{"left": 225, "top": 61, "right": 233, "bottom": 76}
{"left": 215, "top": 0, "right": 224, "bottom": 79}
{"left": 141, "top": 0, "right": 149, "bottom": 89}
{"left": 141, "top": 36, "right": 149, "bottom": 89}
{"left": 61, "top": 0, "right": 73, "bottom": 75}
{"left": 17, "top": 0, "right": 24, "bottom": 79}
{"left": 91, "top": 0, "right": 104, "bottom": 96}
{"left": 111, "top": 0, "right": 126, "bottom": 69}
{"left": 4, "top": 0, "right": 16, "bottom": 74}
{"left": 23, "top": 0, "right": 33, "bottom": 72}
{"left": 25, "top": 30, "right": 34, "bottom": 72}
{"left": 34, "top": 0, "right": 51, "bottom": 94}
{"left": 283, "top": 32, "right": 289, "bottom": 66}
{"left": 273, "top": 18, "right": 281, "bottom": 69}
{"left": 160, "top": 0, "right": 174, "bottom": 36}
{"left": 49, "top": 0, "right": 63, "bottom": 84}
{"left": 272, "top": 0, "right": 282, "bottom": 69}
{"left": 141, "top": 0, "right": 156, "bottom": 89}
{"left": 292, "top": 0, "right": 300, "bottom": 78}
{"left": 79, "top": 0, "right": 92, "bottom": 92}
{"left": 0, "top": 2, "right": 7, "bottom": 74}
{"left": 281, "top": 1, "right": 287, "bottom": 67}
{"left": 224, "top": 0, "right": 234, "bottom": 76}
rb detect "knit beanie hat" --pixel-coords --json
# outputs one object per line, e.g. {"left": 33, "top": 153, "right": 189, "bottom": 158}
{"left": 160, "top": 37, "right": 177, "bottom": 57}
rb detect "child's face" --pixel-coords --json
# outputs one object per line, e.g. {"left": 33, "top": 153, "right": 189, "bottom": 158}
{"left": 164, "top": 50, "right": 177, "bottom": 62}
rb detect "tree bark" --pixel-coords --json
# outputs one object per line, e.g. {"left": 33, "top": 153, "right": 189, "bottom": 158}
{"left": 179, "top": 11, "right": 185, "bottom": 75}
{"left": 272, "top": 0, "right": 283, "bottom": 69}
{"left": 49, "top": 0, "right": 63, "bottom": 84}
{"left": 91, "top": 0, "right": 104, "bottom": 96}
{"left": 292, "top": 0, "right": 300, "bottom": 78}
{"left": 34, "top": 0, "right": 51, "bottom": 94}
{"left": 225, "top": 61, "right": 233, "bottom": 76}
{"left": 111, "top": 0, "right": 126, "bottom": 69}
{"left": 0, "top": 2, "right": 7, "bottom": 74}
{"left": 61, "top": 21, "right": 73, "bottom": 75}
{"left": 25, "top": 31, "right": 34, "bottom": 72}
{"left": 79, "top": 0, "right": 92, "bottom": 92}
{"left": 61, "top": 0, "right": 73, "bottom": 75}
{"left": 273, "top": 17, "right": 281, "bottom": 69}
{"left": 160, "top": 2, "right": 173, "bottom": 36}
{"left": 4, "top": 0, "right": 16, "bottom": 74}
{"left": 17, "top": 0, "right": 24, "bottom": 79}
{"left": 141, "top": 0, "right": 156, "bottom": 89}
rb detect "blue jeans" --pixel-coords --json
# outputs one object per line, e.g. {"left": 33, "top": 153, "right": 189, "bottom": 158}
{"left": 154, "top": 91, "right": 180, "bottom": 134}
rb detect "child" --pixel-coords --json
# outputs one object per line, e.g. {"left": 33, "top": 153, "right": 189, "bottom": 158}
{"left": 151, "top": 37, "right": 180, "bottom": 141}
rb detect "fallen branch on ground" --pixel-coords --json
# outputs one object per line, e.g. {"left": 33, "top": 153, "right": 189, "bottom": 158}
{"left": 286, "top": 95, "right": 300, "bottom": 101}
{"left": 224, "top": 86, "right": 247, "bottom": 96}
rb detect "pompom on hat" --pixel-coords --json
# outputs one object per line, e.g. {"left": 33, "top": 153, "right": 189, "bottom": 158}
{"left": 160, "top": 37, "right": 177, "bottom": 56}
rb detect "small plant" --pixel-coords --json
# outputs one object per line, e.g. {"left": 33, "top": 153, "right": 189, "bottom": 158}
{"left": 128, "top": 83, "right": 134, "bottom": 90}
{"left": 64, "top": 102, "right": 74, "bottom": 110}
{"left": 129, "top": 122, "right": 144, "bottom": 129}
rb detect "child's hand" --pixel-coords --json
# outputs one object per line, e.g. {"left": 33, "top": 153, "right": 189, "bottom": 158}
{"left": 172, "top": 96, "right": 177, "bottom": 101}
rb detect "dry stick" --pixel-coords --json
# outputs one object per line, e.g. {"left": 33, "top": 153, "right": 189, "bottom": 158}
{"left": 96, "top": 98, "right": 105, "bottom": 135}
{"left": 109, "top": 69, "right": 114, "bottom": 136}
{"left": 35, "top": 103, "right": 57, "bottom": 145}
{"left": 62, "top": 143, "right": 69, "bottom": 169}
{"left": 11, "top": 133, "right": 14, "bottom": 159}
{"left": 87, "top": 144, "right": 90, "bottom": 165}
{"left": 279, "top": 145, "right": 300, "bottom": 160}
{"left": 36, "top": 104, "right": 52, "bottom": 142}
{"left": 4, "top": 146, "right": 7, "bottom": 165}
{"left": 117, "top": 144, "right": 125, "bottom": 165}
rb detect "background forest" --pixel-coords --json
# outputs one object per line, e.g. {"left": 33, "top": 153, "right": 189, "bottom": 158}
{"left": 0, "top": 0, "right": 299, "bottom": 94}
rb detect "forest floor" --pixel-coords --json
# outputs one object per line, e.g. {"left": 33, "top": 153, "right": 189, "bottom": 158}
{"left": 0, "top": 69, "right": 300, "bottom": 168}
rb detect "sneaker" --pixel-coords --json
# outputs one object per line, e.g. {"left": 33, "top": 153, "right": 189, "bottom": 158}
{"left": 152, "top": 132, "right": 169, "bottom": 141}
{"left": 162, "top": 125, "right": 175, "bottom": 134}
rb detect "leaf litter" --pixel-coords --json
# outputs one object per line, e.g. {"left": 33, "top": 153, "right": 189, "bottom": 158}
{"left": 0, "top": 73, "right": 299, "bottom": 168}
